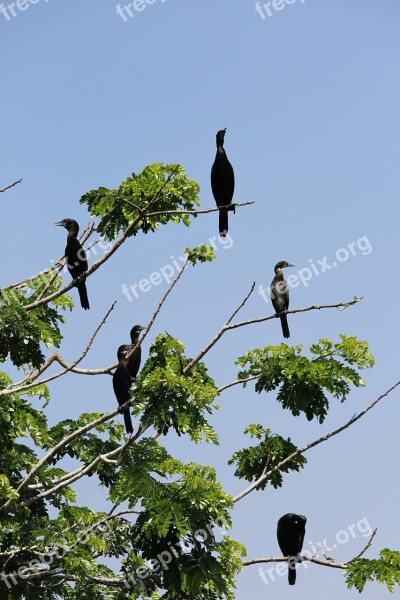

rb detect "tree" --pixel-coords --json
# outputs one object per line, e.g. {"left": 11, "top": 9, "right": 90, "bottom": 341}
{"left": 0, "top": 167, "right": 399, "bottom": 599}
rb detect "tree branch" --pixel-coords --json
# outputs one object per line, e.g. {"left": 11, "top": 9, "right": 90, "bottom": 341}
{"left": 0, "top": 403, "right": 135, "bottom": 515}
{"left": 217, "top": 375, "right": 260, "bottom": 394}
{"left": 242, "top": 555, "right": 347, "bottom": 569}
{"left": 232, "top": 380, "right": 400, "bottom": 503}
{"left": 184, "top": 294, "right": 361, "bottom": 375}
{"left": 0, "top": 179, "right": 22, "bottom": 193}
{"left": 145, "top": 200, "right": 255, "bottom": 218}
{"left": 183, "top": 282, "right": 256, "bottom": 374}
{"left": 123, "top": 256, "right": 190, "bottom": 366}
{"left": 243, "top": 529, "right": 378, "bottom": 571}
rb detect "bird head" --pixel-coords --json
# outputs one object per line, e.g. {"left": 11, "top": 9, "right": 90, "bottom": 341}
{"left": 116, "top": 344, "right": 132, "bottom": 362}
{"left": 216, "top": 128, "right": 227, "bottom": 146}
{"left": 55, "top": 218, "right": 79, "bottom": 233}
{"left": 274, "top": 261, "right": 294, "bottom": 273}
{"left": 130, "top": 325, "right": 145, "bottom": 342}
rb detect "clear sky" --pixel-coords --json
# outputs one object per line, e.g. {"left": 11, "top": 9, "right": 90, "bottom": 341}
{"left": 1, "top": 1, "right": 400, "bottom": 598}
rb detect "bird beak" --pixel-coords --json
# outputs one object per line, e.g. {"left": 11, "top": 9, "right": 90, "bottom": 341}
{"left": 287, "top": 263, "right": 295, "bottom": 268}
{"left": 223, "top": 128, "right": 227, "bottom": 133}
{"left": 55, "top": 221, "right": 64, "bottom": 227}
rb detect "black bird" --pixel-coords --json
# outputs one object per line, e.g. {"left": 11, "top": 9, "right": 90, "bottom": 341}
{"left": 277, "top": 513, "right": 307, "bottom": 585}
{"left": 211, "top": 128, "right": 235, "bottom": 237}
{"left": 112, "top": 345, "right": 134, "bottom": 434}
{"left": 270, "top": 261, "right": 294, "bottom": 339}
{"left": 55, "top": 218, "right": 89, "bottom": 310}
{"left": 126, "top": 325, "right": 145, "bottom": 379}
{"left": 112, "top": 325, "right": 144, "bottom": 434}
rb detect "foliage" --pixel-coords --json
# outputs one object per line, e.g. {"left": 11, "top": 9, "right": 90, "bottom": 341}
{"left": 236, "top": 336, "right": 374, "bottom": 423}
{"left": 134, "top": 334, "right": 219, "bottom": 444}
{"left": 228, "top": 424, "right": 306, "bottom": 490}
{"left": 345, "top": 550, "right": 400, "bottom": 593}
{"left": 80, "top": 163, "right": 200, "bottom": 240}
{"left": 0, "top": 165, "right": 397, "bottom": 598}
{"left": 0, "top": 275, "right": 72, "bottom": 369}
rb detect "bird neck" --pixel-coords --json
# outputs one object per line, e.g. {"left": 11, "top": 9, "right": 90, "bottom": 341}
{"left": 67, "top": 228, "right": 78, "bottom": 239}
{"left": 274, "top": 269, "right": 284, "bottom": 279}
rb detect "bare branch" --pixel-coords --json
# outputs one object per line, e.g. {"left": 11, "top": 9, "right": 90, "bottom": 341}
{"left": 233, "top": 380, "right": 400, "bottom": 503}
{"left": 242, "top": 555, "right": 347, "bottom": 569}
{"left": 145, "top": 200, "right": 254, "bottom": 218}
{"left": 124, "top": 257, "right": 190, "bottom": 365}
{"left": 185, "top": 294, "right": 360, "bottom": 375}
{"left": 217, "top": 375, "right": 260, "bottom": 394}
{"left": 346, "top": 528, "right": 377, "bottom": 563}
{"left": 243, "top": 529, "right": 378, "bottom": 571}
{"left": 0, "top": 179, "right": 22, "bottom": 193}
{"left": 183, "top": 282, "right": 256, "bottom": 374}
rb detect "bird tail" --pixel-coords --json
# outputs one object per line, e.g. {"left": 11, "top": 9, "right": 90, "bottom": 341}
{"left": 78, "top": 282, "right": 90, "bottom": 310}
{"left": 288, "top": 559, "right": 296, "bottom": 585}
{"left": 280, "top": 314, "right": 290, "bottom": 338}
{"left": 219, "top": 208, "right": 228, "bottom": 237}
{"left": 123, "top": 409, "right": 133, "bottom": 435}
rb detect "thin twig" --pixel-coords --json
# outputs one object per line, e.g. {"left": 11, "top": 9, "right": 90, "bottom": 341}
{"left": 124, "top": 257, "right": 190, "bottom": 364}
{"left": 217, "top": 375, "right": 260, "bottom": 394}
{"left": 347, "top": 528, "right": 377, "bottom": 563}
{"left": 183, "top": 282, "right": 256, "bottom": 374}
{"left": 0, "top": 179, "right": 22, "bottom": 193}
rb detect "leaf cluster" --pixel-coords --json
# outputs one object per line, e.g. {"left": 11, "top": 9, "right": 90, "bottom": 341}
{"left": 80, "top": 163, "right": 200, "bottom": 240}
{"left": 135, "top": 334, "right": 219, "bottom": 444}
{"left": 236, "top": 336, "right": 374, "bottom": 422}
{"left": 345, "top": 549, "right": 400, "bottom": 593}
{"left": 228, "top": 424, "right": 306, "bottom": 490}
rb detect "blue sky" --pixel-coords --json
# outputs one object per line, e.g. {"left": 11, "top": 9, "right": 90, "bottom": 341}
{"left": 1, "top": 1, "right": 400, "bottom": 598}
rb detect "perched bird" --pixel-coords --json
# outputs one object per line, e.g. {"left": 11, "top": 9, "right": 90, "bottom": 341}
{"left": 277, "top": 513, "right": 307, "bottom": 585}
{"left": 270, "top": 261, "right": 294, "bottom": 339}
{"left": 211, "top": 128, "right": 235, "bottom": 237}
{"left": 55, "top": 218, "right": 89, "bottom": 310}
{"left": 126, "top": 325, "right": 145, "bottom": 379}
{"left": 112, "top": 325, "right": 144, "bottom": 435}
{"left": 112, "top": 345, "right": 134, "bottom": 435}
